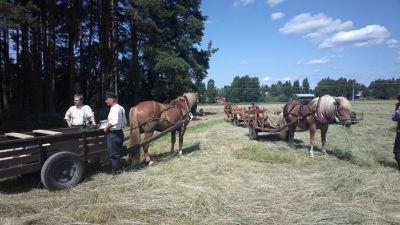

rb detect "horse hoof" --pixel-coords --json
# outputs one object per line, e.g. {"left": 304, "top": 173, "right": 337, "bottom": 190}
{"left": 148, "top": 160, "right": 154, "bottom": 166}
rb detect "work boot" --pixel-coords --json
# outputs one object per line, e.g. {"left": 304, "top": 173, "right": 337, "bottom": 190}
{"left": 397, "top": 159, "right": 400, "bottom": 171}
{"left": 111, "top": 161, "right": 121, "bottom": 175}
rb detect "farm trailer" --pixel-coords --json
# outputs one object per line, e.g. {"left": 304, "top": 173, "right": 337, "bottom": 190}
{"left": 0, "top": 118, "right": 189, "bottom": 191}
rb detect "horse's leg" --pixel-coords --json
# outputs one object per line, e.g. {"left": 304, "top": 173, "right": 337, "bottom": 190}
{"left": 130, "top": 148, "right": 141, "bottom": 168}
{"left": 178, "top": 126, "right": 186, "bottom": 157}
{"left": 309, "top": 124, "right": 316, "bottom": 158}
{"left": 143, "top": 132, "right": 154, "bottom": 165}
{"left": 288, "top": 126, "right": 295, "bottom": 145}
{"left": 321, "top": 125, "right": 328, "bottom": 155}
{"left": 171, "top": 131, "right": 176, "bottom": 153}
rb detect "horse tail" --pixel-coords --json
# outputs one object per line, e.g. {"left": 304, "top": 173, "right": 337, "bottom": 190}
{"left": 129, "top": 106, "right": 140, "bottom": 148}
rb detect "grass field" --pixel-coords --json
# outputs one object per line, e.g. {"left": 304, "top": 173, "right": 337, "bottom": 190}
{"left": 1, "top": 101, "right": 400, "bottom": 225}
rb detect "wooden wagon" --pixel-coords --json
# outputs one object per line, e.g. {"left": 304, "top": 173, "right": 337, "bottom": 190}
{"left": 0, "top": 117, "right": 189, "bottom": 191}
{"left": 350, "top": 111, "right": 363, "bottom": 124}
{"left": 232, "top": 107, "right": 250, "bottom": 127}
{"left": 246, "top": 108, "right": 294, "bottom": 140}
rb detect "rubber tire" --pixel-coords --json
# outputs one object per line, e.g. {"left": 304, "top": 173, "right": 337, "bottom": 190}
{"left": 248, "top": 122, "right": 258, "bottom": 140}
{"left": 41, "top": 152, "right": 86, "bottom": 191}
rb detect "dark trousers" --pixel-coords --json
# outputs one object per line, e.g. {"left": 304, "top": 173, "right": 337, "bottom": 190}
{"left": 107, "top": 130, "right": 124, "bottom": 164}
{"left": 394, "top": 129, "right": 400, "bottom": 169}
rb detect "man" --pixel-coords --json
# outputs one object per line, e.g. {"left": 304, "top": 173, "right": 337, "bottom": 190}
{"left": 104, "top": 91, "right": 127, "bottom": 174}
{"left": 392, "top": 93, "right": 400, "bottom": 170}
{"left": 65, "top": 94, "right": 96, "bottom": 128}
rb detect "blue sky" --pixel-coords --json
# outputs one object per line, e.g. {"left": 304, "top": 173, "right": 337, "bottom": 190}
{"left": 200, "top": 0, "right": 400, "bottom": 88}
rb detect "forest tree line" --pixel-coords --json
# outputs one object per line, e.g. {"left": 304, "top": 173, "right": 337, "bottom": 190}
{"left": 0, "top": 0, "right": 215, "bottom": 120}
{"left": 202, "top": 76, "right": 400, "bottom": 103}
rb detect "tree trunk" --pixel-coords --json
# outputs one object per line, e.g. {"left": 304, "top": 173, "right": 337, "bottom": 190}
{"left": 78, "top": 0, "right": 85, "bottom": 97}
{"left": 100, "top": 0, "right": 111, "bottom": 96}
{"left": 31, "top": 25, "right": 43, "bottom": 113}
{"left": 1, "top": 29, "right": 10, "bottom": 113}
{"left": 87, "top": 0, "right": 95, "bottom": 102}
{"left": 46, "top": 0, "right": 56, "bottom": 113}
{"left": 68, "top": 0, "right": 76, "bottom": 100}
{"left": 111, "top": 0, "right": 118, "bottom": 94}
{"left": 130, "top": 17, "right": 141, "bottom": 104}
{"left": 16, "top": 28, "right": 20, "bottom": 65}
{"left": 21, "top": 12, "right": 31, "bottom": 113}
{"left": 0, "top": 32, "right": 3, "bottom": 114}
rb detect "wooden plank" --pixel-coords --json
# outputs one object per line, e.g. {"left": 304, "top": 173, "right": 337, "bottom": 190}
{"left": 0, "top": 154, "right": 39, "bottom": 168}
{"left": 32, "top": 129, "right": 63, "bottom": 135}
{"left": 5, "top": 132, "right": 34, "bottom": 139}
{"left": 0, "top": 163, "right": 41, "bottom": 179}
{"left": 0, "top": 146, "right": 39, "bottom": 159}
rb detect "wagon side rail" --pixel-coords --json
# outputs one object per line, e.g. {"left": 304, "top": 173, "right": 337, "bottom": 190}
{"left": 0, "top": 129, "right": 106, "bottom": 179}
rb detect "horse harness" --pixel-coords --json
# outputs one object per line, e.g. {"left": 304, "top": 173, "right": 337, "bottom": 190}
{"left": 285, "top": 99, "right": 329, "bottom": 125}
{"left": 130, "top": 97, "right": 192, "bottom": 132}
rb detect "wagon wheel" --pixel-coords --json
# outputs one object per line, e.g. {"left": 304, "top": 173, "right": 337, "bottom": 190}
{"left": 248, "top": 122, "right": 258, "bottom": 140}
{"left": 41, "top": 152, "right": 86, "bottom": 191}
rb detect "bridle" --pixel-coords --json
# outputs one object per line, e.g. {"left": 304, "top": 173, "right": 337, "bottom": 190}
{"left": 334, "top": 103, "right": 350, "bottom": 123}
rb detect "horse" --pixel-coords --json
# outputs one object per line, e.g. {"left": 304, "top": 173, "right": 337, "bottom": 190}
{"left": 128, "top": 93, "right": 197, "bottom": 166}
{"left": 282, "top": 95, "right": 352, "bottom": 157}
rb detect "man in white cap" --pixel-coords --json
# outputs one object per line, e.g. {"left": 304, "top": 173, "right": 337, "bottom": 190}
{"left": 104, "top": 91, "right": 127, "bottom": 174}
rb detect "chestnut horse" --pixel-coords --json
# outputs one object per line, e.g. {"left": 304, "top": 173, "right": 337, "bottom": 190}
{"left": 282, "top": 95, "right": 352, "bottom": 157}
{"left": 183, "top": 92, "right": 198, "bottom": 117}
{"left": 128, "top": 93, "right": 197, "bottom": 166}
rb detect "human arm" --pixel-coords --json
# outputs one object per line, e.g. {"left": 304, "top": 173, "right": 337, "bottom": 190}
{"left": 64, "top": 107, "right": 72, "bottom": 127}
{"left": 84, "top": 105, "right": 96, "bottom": 126}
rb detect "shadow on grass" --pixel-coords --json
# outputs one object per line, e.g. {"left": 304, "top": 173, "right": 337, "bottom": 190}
{"left": 252, "top": 133, "right": 306, "bottom": 150}
{"left": 0, "top": 173, "right": 43, "bottom": 194}
{"left": 149, "top": 142, "right": 201, "bottom": 163}
{"left": 326, "top": 148, "right": 355, "bottom": 162}
{"left": 378, "top": 160, "right": 399, "bottom": 170}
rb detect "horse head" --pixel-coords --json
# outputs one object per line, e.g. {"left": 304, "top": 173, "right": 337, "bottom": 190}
{"left": 333, "top": 97, "right": 352, "bottom": 127}
{"left": 172, "top": 96, "right": 191, "bottom": 116}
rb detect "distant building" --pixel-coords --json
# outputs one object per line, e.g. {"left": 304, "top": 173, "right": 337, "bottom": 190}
{"left": 291, "top": 93, "right": 315, "bottom": 101}
{"left": 355, "top": 91, "right": 363, "bottom": 99}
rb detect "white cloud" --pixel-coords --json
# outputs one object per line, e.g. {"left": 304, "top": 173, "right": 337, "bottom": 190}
{"left": 305, "top": 56, "right": 332, "bottom": 64}
{"left": 298, "top": 55, "right": 340, "bottom": 65}
{"left": 279, "top": 13, "right": 353, "bottom": 39}
{"left": 271, "top": 12, "right": 285, "bottom": 21}
{"left": 267, "top": 0, "right": 284, "bottom": 7}
{"left": 319, "top": 25, "right": 390, "bottom": 48}
{"left": 233, "top": 0, "right": 255, "bottom": 7}
{"left": 297, "top": 55, "right": 339, "bottom": 65}
{"left": 262, "top": 76, "right": 271, "bottom": 82}
{"left": 276, "top": 77, "right": 292, "bottom": 81}
{"left": 241, "top": 60, "right": 248, "bottom": 64}
{"left": 387, "top": 38, "right": 399, "bottom": 48}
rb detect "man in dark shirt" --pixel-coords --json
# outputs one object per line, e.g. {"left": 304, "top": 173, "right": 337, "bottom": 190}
{"left": 393, "top": 93, "right": 400, "bottom": 170}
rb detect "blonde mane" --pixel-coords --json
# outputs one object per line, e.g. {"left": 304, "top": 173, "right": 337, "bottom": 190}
{"left": 310, "top": 95, "right": 351, "bottom": 119}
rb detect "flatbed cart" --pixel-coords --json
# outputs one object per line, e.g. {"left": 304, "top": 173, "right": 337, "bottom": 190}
{"left": 0, "top": 118, "right": 189, "bottom": 191}
{"left": 246, "top": 109, "right": 296, "bottom": 140}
